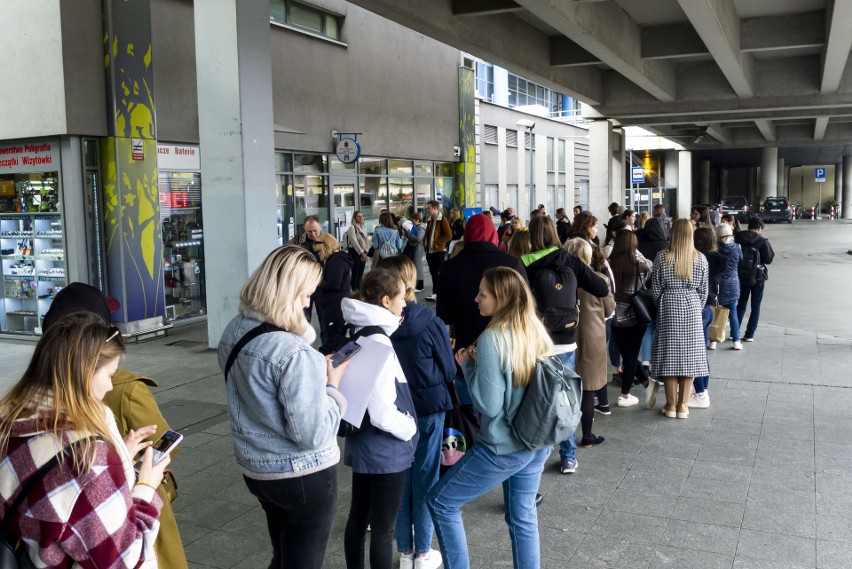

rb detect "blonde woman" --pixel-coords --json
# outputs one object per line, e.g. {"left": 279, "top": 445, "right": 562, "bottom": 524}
{"left": 651, "top": 219, "right": 709, "bottom": 419}
{"left": 638, "top": 210, "right": 650, "bottom": 229}
{"left": 0, "top": 312, "right": 167, "bottom": 568}
{"left": 218, "top": 246, "right": 348, "bottom": 569}
{"left": 565, "top": 239, "right": 616, "bottom": 443}
{"left": 506, "top": 227, "right": 531, "bottom": 258}
{"left": 313, "top": 233, "right": 355, "bottom": 353}
{"left": 428, "top": 267, "right": 553, "bottom": 569}
{"left": 346, "top": 210, "right": 372, "bottom": 290}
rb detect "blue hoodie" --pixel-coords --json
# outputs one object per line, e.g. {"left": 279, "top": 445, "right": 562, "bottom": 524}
{"left": 391, "top": 302, "right": 456, "bottom": 417}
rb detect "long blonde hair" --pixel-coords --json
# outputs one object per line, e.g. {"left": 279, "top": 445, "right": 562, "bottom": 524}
{"left": 0, "top": 312, "right": 125, "bottom": 472}
{"left": 377, "top": 255, "right": 417, "bottom": 302}
{"left": 313, "top": 233, "right": 341, "bottom": 262}
{"left": 240, "top": 246, "right": 322, "bottom": 334}
{"left": 665, "top": 218, "right": 699, "bottom": 280}
{"left": 482, "top": 267, "right": 553, "bottom": 387}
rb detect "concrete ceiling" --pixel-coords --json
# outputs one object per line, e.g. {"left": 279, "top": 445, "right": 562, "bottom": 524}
{"left": 347, "top": 0, "right": 852, "bottom": 164}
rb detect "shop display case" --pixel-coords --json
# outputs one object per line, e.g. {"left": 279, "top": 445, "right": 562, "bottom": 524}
{"left": 0, "top": 211, "right": 65, "bottom": 335}
{"left": 159, "top": 171, "right": 205, "bottom": 321}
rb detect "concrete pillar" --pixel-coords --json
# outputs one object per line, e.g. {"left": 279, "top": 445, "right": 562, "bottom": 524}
{"left": 195, "top": 0, "right": 278, "bottom": 348}
{"left": 834, "top": 162, "right": 842, "bottom": 210}
{"left": 565, "top": 140, "right": 576, "bottom": 208}
{"left": 760, "top": 147, "right": 778, "bottom": 206}
{"left": 746, "top": 166, "right": 758, "bottom": 206}
{"left": 719, "top": 167, "right": 728, "bottom": 204}
{"left": 699, "top": 160, "right": 711, "bottom": 204}
{"left": 611, "top": 128, "right": 625, "bottom": 207}
{"left": 664, "top": 150, "right": 678, "bottom": 207}
{"left": 455, "top": 66, "right": 476, "bottom": 211}
{"left": 843, "top": 156, "right": 852, "bottom": 220}
{"left": 534, "top": 132, "right": 547, "bottom": 212}
{"left": 678, "top": 151, "right": 692, "bottom": 220}
{"left": 589, "top": 120, "right": 613, "bottom": 218}
{"left": 777, "top": 158, "right": 786, "bottom": 198}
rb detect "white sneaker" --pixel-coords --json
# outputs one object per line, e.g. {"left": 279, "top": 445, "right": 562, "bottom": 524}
{"left": 617, "top": 393, "right": 639, "bottom": 407}
{"left": 414, "top": 550, "right": 443, "bottom": 569}
{"left": 687, "top": 393, "right": 710, "bottom": 409}
{"left": 708, "top": 342, "right": 717, "bottom": 350}
{"left": 425, "top": 294, "right": 437, "bottom": 301}
{"left": 400, "top": 552, "right": 414, "bottom": 569}
{"left": 733, "top": 341, "right": 743, "bottom": 350}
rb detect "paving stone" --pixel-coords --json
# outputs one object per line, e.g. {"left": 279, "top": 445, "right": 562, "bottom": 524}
{"left": 173, "top": 497, "right": 255, "bottom": 531}
{"left": 689, "top": 459, "right": 753, "bottom": 484}
{"left": 649, "top": 545, "right": 734, "bottom": 569}
{"left": 751, "top": 465, "right": 815, "bottom": 493}
{"left": 605, "top": 487, "right": 678, "bottom": 518}
{"left": 659, "top": 519, "right": 740, "bottom": 556}
{"left": 708, "top": 418, "right": 763, "bottom": 436}
{"left": 757, "top": 435, "right": 814, "bottom": 455}
{"left": 741, "top": 503, "right": 816, "bottom": 539}
{"left": 681, "top": 475, "right": 751, "bottom": 503}
{"left": 815, "top": 512, "right": 852, "bottom": 543}
{"left": 631, "top": 451, "right": 694, "bottom": 477}
{"left": 672, "top": 496, "right": 745, "bottom": 528}
{"left": 697, "top": 442, "right": 757, "bottom": 466}
{"left": 567, "top": 533, "right": 657, "bottom": 569}
{"left": 587, "top": 509, "right": 668, "bottom": 544}
{"left": 746, "top": 486, "right": 815, "bottom": 516}
{"left": 735, "top": 528, "right": 816, "bottom": 567}
{"left": 817, "top": 539, "right": 852, "bottom": 569}
{"left": 183, "top": 529, "right": 270, "bottom": 569}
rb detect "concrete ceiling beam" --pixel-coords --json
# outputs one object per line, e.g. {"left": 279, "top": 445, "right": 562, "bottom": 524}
{"left": 754, "top": 119, "right": 776, "bottom": 142}
{"left": 740, "top": 11, "right": 825, "bottom": 53}
{"left": 346, "top": 0, "right": 604, "bottom": 104}
{"left": 676, "top": 0, "right": 754, "bottom": 97}
{"left": 550, "top": 37, "right": 600, "bottom": 67}
{"left": 641, "top": 24, "right": 708, "bottom": 60}
{"left": 814, "top": 116, "right": 829, "bottom": 140}
{"left": 705, "top": 123, "right": 731, "bottom": 144}
{"left": 821, "top": 0, "right": 852, "bottom": 93}
{"left": 451, "top": 0, "right": 523, "bottom": 17}
{"left": 515, "top": 0, "right": 677, "bottom": 101}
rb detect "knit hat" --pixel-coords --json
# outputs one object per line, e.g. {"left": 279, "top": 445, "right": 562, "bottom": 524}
{"left": 42, "top": 282, "right": 120, "bottom": 332}
{"left": 463, "top": 214, "right": 498, "bottom": 245}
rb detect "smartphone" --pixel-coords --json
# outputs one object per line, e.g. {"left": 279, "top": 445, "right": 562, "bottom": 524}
{"left": 330, "top": 341, "right": 361, "bottom": 367}
{"left": 134, "top": 429, "right": 183, "bottom": 471}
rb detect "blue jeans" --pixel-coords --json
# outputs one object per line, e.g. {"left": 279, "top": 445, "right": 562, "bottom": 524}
{"left": 427, "top": 444, "right": 550, "bottom": 569}
{"left": 694, "top": 305, "right": 713, "bottom": 393}
{"left": 737, "top": 280, "right": 766, "bottom": 339}
{"left": 640, "top": 321, "right": 655, "bottom": 363}
{"left": 396, "top": 412, "right": 444, "bottom": 555}
{"left": 726, "top": 301, "right": 741, "bottom": 342}
{"left": 554, "top": 351, "right": 577, "bottom": 461}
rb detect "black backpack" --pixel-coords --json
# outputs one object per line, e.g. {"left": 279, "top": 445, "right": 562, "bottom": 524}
{"left": 529, "top": 262, "right": 579, "bottom": 334}
{"left": 738, "top": 244, "right": 763, "bottom": 287}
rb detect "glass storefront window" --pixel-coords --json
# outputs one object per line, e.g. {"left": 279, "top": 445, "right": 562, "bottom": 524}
{"left": 294, "top": 153, "right": 325, "bottom": 174}
{"left": 294, "top": 174, "right": 330, "bottom": 231}
{"left": 435, "top": 177, "right": 453, "bottom": 209}
{"left": 0, "top": 171, "right": 64, "bottom": 335}
{"left": 414, "top": 161, "right": 433, "bottom": 177}
{"left": 159, "top": 171, "right": 205, "bottom": 322}
{"left": 275, "top": 152, "right": 293, "bottom": 173}
{"left": 435, "top": 162, "right": 455, "bottom": 177}
{"left": 359, "top": 157, "right": 387, "bottom": 176}
{"left": 389, "top": 159, "right": 413, "bottom": 175}
{"left": 359, "top": 176, "right": 387, "bottom": 233}
{"left": 276, "top": 173, "right": 294, "bottom": 246}
{"left": 330, "top": 157, "right": 356, "bottom": 173}
{"left": 389, "top": 176, "right": 414, "bottom": 218}
{"left": 414, "top": 179, "right": 432, "bottom": 216}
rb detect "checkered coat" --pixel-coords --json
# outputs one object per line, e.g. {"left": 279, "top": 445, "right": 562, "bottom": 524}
{"left": 0, "top": 409, "right": 162, "bottom": 568}
{"left": 650, "top": 251, "right": 709, "bottom": 378}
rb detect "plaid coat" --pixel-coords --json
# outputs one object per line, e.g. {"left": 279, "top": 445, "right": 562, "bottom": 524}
{"left": 0, "top": 409, "right": 162, "bottom": 568}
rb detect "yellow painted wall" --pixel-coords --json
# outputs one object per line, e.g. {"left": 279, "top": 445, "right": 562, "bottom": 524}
{"left": 788, "top": 166, "right": 837, "bottom": 206}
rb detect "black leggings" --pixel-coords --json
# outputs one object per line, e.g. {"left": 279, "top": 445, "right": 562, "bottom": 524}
{"left": 344, "top": 471, "right": 407, "bottom": 569}
{"left": 612, "top": 323, "right": 649, "bottom": 395}
{"left": 580, "top": 386, "right": 608, "bottom": 440}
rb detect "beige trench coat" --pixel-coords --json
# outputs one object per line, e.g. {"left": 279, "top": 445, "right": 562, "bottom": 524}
{"left": 576, "top": 272, "right": 616, "bottom": 392}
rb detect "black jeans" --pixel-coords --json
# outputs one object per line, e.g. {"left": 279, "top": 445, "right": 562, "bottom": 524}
{"left": 425, "top": 252, "right": 446, "bottom": 295}
{"left": 243, "top": 467, "right": 337, "bottom": 569}
{"left": 349, "top": 248, "right": 367, "bottom": 291}
{"left": 612, "top": 323, "right": 649, "bottom": 395}
{"left": 344, "top": 471, "right": 406, "bottom": 569}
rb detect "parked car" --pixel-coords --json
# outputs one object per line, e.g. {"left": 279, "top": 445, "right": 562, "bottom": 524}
{"left": 761, "top": 196, "right": 793, "bottom": 223}
{"left": 721, "top": 196, "right": 750, "bottom": 222}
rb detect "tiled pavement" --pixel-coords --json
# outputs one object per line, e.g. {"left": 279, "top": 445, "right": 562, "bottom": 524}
{"left": 1, "top": 221, "right": 851, "bottom": 568}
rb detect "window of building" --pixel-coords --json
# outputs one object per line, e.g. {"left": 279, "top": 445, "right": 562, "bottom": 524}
{"left": 484, "top": 125, "right": 498, "bottom": 145}
{"left": 524, "top": 132, "right": 535, "bottom": 150}
{"left": 506, "top": 129, "right": 518, "bottom": 148}
{"left": 270, "top": 0, "right": 342, "bottom": 42}
{"left": 558, "top": 140, "right": 566, "bottom": 172}
{"left": 546, "top": 138, "right": 555, "bottom": 172}
{"left": 475, "top": 61, "right": 494, "bottom": 102}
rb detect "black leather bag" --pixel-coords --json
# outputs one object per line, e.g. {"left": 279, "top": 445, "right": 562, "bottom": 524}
{"left": 631, "top": 289, "right": 657, "bottom": 325}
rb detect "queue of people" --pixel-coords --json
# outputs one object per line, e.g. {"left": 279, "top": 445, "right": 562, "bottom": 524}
{"left": 0, "top": 200, "right": 775, "bottom": 569}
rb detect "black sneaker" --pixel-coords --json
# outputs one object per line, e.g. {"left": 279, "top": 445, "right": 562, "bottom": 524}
{"left": 580, "top": 435, "right": 605, "bottom": 448}
{"left": 743, "top": 337, "right": 754, "bottom": 342}
{"left": 594, "top": 404, "right": 612, "bottom": 416}
{"left": 535, "top": 493, "right": 544, "bottom": 506}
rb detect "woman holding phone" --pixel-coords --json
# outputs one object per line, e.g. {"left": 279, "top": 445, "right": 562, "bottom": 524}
{"left": 218, "top": 246, "right": 349, "bottom": 569}
{"left": 0, "top": 312, "right": 167, "bottom": 568}
{"left": 428, "top": 267, "right": 553, "bottom": 569}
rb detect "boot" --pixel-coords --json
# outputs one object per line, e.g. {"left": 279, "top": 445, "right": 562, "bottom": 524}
{"left": 677, "top": 377, "right": 691, "bottom": 418}
{"left": 662, "top": 378, "right": 677, "bottom": 417}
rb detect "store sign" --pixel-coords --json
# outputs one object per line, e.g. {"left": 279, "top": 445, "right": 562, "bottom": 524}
{"left": 156, "top": 144, "right": 200, "bottom": 171}
{"left": 335, "top": 138, "right": 360, "bottom": 164}
{"left": 131, "top": 138, "right": 144, "bottom": 161}
{"left": 0, "top": 142, "right": 58, "bottom": 174}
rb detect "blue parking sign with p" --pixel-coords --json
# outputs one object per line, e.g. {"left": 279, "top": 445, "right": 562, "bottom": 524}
{"left": 815, "top": 167, "right": 826, "bottom": 182}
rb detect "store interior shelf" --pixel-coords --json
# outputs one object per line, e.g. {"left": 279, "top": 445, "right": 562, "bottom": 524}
{"left": 37, "top": 275, "right": 66, "bottom": 281}
{"left": 4, "top": 275, "right": 35, "bottom": 281}
{"left": 1, "top": 255, "right": 34, "bottom": 260}
{"left": 0, "top": 234, "right": 34, "bottom": 239}
{"left": 6, "top": 311, "right": 37, "bottom": 316}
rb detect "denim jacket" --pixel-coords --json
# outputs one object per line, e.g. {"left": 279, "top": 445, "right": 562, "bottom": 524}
{"left": 218, "top": 312, "right": 347, "bottom": 480}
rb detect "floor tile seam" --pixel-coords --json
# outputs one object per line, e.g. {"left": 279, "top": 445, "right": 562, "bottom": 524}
{"left": 152, "top": 371, "right": 226, "bottom": 392}
{"left": 659, "top": 515, "right": 742, "bottom": 560}
{"left": 563, "top": 473, "right": 625, "bottom": 565}
{"left": 733, "top": 529, "right": 818, "bottom": 567}
{"left": 715, "top": 375, "right": 852, "bottom": 391}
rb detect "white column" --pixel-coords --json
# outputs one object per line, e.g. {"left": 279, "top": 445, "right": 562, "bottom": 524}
{"left": 589, "top": 120, "right": 613, "bottom": 218}
{"left": 195, "top": 0, "right": 278, "bottom": 348}
{"left": 517, "top": 134, "right": 527, "bottom": 218}
{"left": 843, "top": 156, "right": 852, "bottom": 219}
{"left": 777, "top": 158, "right": 786, "bottom": 198}
{"left": 497, "top": 127, "right": 507, "bottom": 210}
{"left": 611, "top": 128, "right": 625, "bottom": 207}
{"left": 678, "top": 151, "right": 692, "bottom": 220}
{"left": 565, "top": 140, "right": 576, "bottom": 208}
{"left": 760, "top": 147, "right": 779, "bottom": 205}
{"left": 834, "top": 162, "right": 842, "bottom": 212}
{"left": 534, "top": 133, "right": 547, "bottom": 211}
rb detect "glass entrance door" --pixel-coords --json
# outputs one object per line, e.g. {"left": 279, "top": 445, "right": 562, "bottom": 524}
{"left": 331, "top": 175, "right": 357, "bottom": 243}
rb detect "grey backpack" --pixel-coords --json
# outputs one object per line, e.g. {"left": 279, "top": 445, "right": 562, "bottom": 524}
{"left": 510, "top": 356, "right": 582, "bottom": 450}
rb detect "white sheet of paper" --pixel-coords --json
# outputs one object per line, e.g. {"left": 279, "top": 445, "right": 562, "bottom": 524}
{"left": 337, "top": 337, "right": 395, "bottom": 426}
